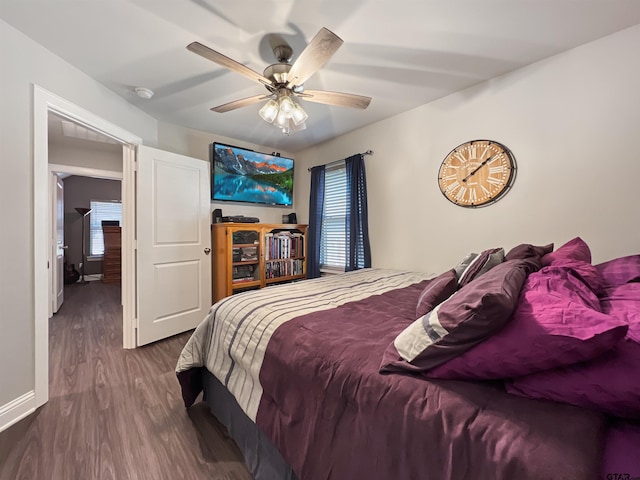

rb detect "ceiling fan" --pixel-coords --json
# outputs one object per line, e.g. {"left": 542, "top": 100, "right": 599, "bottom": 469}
{"left": 187, "top": 27, "right": 372, "bottom": 134}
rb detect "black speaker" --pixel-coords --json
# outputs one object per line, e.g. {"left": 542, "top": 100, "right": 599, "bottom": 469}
{"left": 212, "top": 208, "right": 222, "bottom": 223}
{"left": 288, "top": 213, "right": 297, "bottom": 224}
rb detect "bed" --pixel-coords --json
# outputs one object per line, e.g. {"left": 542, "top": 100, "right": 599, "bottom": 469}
{"left": 176, "top": 238, "right": 640, "bottom": 480}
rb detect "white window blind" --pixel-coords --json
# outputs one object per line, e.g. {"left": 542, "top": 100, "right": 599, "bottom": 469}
{"left": 320, "top": 162, "right": 347, "bottom": 270}
{"left": 89, "top": 200, "right": 122, "bottom": 256}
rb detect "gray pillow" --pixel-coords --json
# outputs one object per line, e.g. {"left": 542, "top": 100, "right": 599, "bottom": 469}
{"left": 454, "top": 252, "right": 478, "bottom": 279}
{"left": 458, "top": 247, "right": 505, "bottom": 286}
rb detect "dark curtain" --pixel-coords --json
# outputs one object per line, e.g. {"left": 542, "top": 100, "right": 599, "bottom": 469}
{"left": 307, "top": 165, "right": 325, "bottom": 279}
{"left": 345, "top": 154, "right": 371, "bottom": 271}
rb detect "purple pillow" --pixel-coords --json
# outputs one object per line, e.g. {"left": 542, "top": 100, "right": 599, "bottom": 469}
{"left": 507, "top": 283, "right": 640, "bottom": 419}
{"left": 541, "top": 237, "right": 592, "bottom": 266}
{"left": 540, "top": 237, "right": 603, "bottom": 294}
{"left": 505, "top": 243, "right": 554, "bottom": 261}
{"left": 415, "top": 269, "right": 458, "bottom": 318}
{"left": 458, "top": 248, "right": 504, "bottom": 287}
{"left": 381, "top": 258, "right": 538, "bottom": 374}
{"left": 425, "top": 265, "right": 628, "bottom": 380}
{"left": 595, "top": 254, "right": 640, "bottom": 289}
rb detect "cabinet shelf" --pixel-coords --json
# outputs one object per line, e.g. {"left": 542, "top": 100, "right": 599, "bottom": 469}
{"left": 232, "top": 279, "right": 261, "bottom": 288}
{"left": 212, "top": 223, "right": 308, "bottom": 303}
{"left": 265, "top": 274, "right": 306, "bottom": 285}
{"left": 266, "top": 257, "right": 305, "bottom": 262}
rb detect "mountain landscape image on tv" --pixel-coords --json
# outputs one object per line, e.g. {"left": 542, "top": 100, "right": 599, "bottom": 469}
{"left": 211, "top": 143, "right": 294, "bottom": 206}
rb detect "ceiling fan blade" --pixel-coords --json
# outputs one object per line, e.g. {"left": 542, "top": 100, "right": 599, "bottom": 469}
{"left": 286, "top": 28, "right": 344, "bottom": 88}
{"left": 211, "top": 95, "right": 270, "bottom": 113}
{"left": 298, "top": 89, "right": 371, "bottom": 109}
{"left": 187, "top": 42, "right": 273, "bottom": 88}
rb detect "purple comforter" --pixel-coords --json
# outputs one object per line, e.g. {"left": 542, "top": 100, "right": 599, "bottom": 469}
{"left": 256, "top": 281, "right": 604, "bottom": 480}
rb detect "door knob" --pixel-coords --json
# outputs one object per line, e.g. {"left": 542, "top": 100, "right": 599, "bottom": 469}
{"left": 204, "top": 248, "right": 211, "bottom": 255}
{"left": 61, "top": 245, "right": 69, "bottom": 249}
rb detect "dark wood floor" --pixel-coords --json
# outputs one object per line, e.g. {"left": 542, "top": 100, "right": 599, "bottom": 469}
{"left": 0, "top": 281, "right": 252, "bottom": 480}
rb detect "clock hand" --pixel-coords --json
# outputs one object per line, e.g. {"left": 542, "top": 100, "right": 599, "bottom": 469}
{"left": 462, "top": 156, "right": 493, "bottom": 183}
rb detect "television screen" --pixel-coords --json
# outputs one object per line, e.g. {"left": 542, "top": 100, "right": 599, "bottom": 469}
{"left": 211, "top": 143, "right": 294, "bottom": 207}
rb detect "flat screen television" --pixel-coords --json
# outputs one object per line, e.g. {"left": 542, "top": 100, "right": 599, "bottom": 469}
{"left": 211, "top": 143, "right": 294, "bottom": 207}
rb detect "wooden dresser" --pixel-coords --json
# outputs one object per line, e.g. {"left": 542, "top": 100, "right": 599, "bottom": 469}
{"left": 102, "top": 226, "right": 121, "bottom": 283}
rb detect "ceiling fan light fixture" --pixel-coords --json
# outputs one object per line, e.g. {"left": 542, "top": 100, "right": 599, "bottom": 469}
{"left": 259, "top": 99, "right": 279, "bottom": 123}
{"left": 261, "top": 88, "right": 308, "bottom": 133}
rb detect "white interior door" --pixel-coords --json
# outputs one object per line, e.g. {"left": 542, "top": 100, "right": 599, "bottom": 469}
{"left": 52, "top": 173, "right": 65, "bottom": 314}
{"left": 136, "top": 145, "right": 211, "bottom": 346}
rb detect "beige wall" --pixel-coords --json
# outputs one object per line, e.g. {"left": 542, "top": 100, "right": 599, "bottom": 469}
{"left": 296, "top": 25, "right": 640, "bottom": 274}
{"left": 63, "top": 176, "right": 122, "bottom": 275}
{"left": 49, "top": 139, "right": 123, "bottom": 172}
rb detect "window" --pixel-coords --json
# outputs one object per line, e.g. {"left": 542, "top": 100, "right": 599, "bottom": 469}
{"left": 320, "top": 162, "right": 347, "bottom": 270}
{"left": 89, "top": 200, "right": 122, "bottom": 256}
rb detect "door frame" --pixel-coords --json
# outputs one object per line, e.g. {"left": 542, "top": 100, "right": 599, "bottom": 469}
{"left": 34, "top": 85, "right": 141, "bottom": 408}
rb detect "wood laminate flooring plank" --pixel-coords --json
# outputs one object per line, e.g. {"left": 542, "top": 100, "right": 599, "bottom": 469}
{"left": 0, "top": 281, "right": 252, "bottom": 480}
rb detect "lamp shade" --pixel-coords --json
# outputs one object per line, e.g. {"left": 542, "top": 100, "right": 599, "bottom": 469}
{"left": 291, "top": 120, "right": 307, "bottom": 132}
{"left": 259, "top": 99, "right": 279, "bottom": 123}
{"left": 274, "top": 109, "right": 288, "bottom": 128}
{"left": 75, "top": 207, "right": 92, "bottom": 216}
{"left": 278, "top": 95, "right": 294, "bottom": 114}
{"left": 291, "top": 103, "right": 308, "bottom": 126}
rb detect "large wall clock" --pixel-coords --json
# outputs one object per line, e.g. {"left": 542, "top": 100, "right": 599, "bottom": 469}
{"left": 437, "top": 139, "right": 517, "bottom": 208}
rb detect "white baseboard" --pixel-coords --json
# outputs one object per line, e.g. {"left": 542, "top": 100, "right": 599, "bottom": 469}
{"left": 0, "top": 391, "right": 36, "bottom": 433}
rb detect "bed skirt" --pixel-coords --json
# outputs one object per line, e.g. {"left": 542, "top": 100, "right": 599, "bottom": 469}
{"left": 202, "top": 369, "right": 298, "bottom": 480}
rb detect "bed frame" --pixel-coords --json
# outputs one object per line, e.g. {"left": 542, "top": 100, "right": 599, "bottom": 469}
{"left": 203, "top": 369, "right": 297, "bottom": 480}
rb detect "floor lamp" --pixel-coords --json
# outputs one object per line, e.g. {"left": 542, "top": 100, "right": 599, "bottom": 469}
{"left": 75, "top": 207, "right": 92, "bottom": 284}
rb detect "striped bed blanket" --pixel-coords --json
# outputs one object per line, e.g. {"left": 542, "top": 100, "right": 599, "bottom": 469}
{"left": 175, "top": 268, "right": 434, "bottom": 420}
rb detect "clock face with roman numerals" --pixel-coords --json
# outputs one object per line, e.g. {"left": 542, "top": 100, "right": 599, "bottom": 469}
{"left": 438, "top": 140, "right": 517, "bottom": 208}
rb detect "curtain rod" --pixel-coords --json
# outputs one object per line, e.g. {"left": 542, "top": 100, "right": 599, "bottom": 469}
{"left": 307, "top": 150, "right": 374, "bottom": 171}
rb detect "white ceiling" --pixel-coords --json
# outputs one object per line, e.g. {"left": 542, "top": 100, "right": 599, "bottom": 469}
{"left": 3, "top": 1, "right": 640, "bottom": 152}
